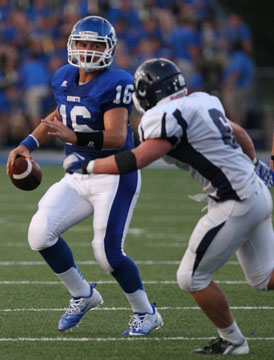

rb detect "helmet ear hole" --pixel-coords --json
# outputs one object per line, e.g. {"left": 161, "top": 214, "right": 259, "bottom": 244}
{"left": 138, "top": 82, "right": 147, "bottom": 97}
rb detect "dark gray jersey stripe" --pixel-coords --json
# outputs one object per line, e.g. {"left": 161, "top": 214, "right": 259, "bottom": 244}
{"left": 161, "top": 113, "right": 167, "bottom": 138}
{"left": 192, "top": 221, "right": 225, "bottom": 275}
{"left": 161, "top": 112, "right": 179, "bottom": 146}
{"left": 170, "top": 109, "right": 240, "bottom": 201}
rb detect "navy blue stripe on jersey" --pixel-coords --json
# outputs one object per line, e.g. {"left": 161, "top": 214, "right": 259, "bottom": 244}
{"left": 161, "top": 113, "right": 167, "bottom": 138}
{"left": 104, "top": 171, "right": 139, "bottom": 269}
{"left": 192, "top": 221, "right": 225, "bottom": 275}
{"left": 170, "top": 109, "right": 241, "bottom": 201}
{"left": 140, "top": 125, "right": 145, "bottom": 142}
{"left": 161, "top": 113, "right": 178, "bottom": 146}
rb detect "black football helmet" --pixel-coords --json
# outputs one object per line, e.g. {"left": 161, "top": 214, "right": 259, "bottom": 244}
{"left": 133, "top": 58, "right": 187, "bottom": 113}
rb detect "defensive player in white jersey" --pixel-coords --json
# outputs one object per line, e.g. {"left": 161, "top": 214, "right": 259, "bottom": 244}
{"left": 62, "top": 58, "right": 274, "bottom": 355}
{"left": 6, "top": 17, "right": 163, "bottom": 335}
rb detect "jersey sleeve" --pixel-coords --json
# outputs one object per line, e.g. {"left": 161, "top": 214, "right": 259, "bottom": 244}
{"left": 101, "top": 70, "right": 134, "bottom": 114}
{"left": 138, "top": 108, "right": 183, "bottom": 146}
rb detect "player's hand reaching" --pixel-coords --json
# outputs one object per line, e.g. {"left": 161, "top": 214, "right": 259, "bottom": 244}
{"left": 63, "top": 153, "right": 89, "bottom": 174}
{"left": 255, "top": 160, "right": 274, "bottom": 189}
{"left": 41, "top": 117, "right": 77, "bottom": 144}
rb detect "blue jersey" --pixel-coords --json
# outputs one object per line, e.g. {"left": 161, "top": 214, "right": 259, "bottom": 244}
{"left": 51, "top": 64, "right": 134, "bottom": 160}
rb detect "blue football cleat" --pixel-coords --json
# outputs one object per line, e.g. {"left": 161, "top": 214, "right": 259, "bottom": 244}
{"left": 58, "top": 283, "right": 103, "bottom": 331}
{"left": 122, "top": 302, "right": 163, "bottom": 336}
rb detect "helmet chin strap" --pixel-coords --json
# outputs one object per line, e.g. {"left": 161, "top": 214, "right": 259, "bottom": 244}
{"left": 80, "top": 64, "right": 97, "bottom": 73}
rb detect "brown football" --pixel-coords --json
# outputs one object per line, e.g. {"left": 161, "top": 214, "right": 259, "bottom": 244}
{"left": 9, "top": 155, "right": 42, "bottom": 191}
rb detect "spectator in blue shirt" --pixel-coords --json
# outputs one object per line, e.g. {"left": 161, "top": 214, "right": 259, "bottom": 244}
{"left": 0, "top": 0, "right": 14, "bottom": 22}
{"left": 142, "top": 16, "right": 163, "bottom": 40}
{"left": 182, "top": 0, "right": 211, "bottom": 21}
{"left": 19, "top": 39, "right": 51, "bottom": 131}
{"left": 169, "top": 15, "right": 201, "bottom": 82}
{"left": 1, "top": 11, "right": 30, "bottom": 52}
{"left": 58, "top": 0, "right": 90, "bottom": 18}
{"left": 25, "top": 0, "right": 51, "bottom": 24}
{"left": 111, "top": 40, "right": 136, "bottom": 75}
{"left": 107, "top": 0, "right": 141, "bottom": 28}
{"left": 221, "top": 40, "right": 255, "bottom": 126}
{"left": 226, "top": 13, "right": 253, "bottom": 54}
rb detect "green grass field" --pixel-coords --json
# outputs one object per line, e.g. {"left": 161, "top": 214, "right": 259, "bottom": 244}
{"left": 0, "top": 164, "right": 274, "bottom": 359}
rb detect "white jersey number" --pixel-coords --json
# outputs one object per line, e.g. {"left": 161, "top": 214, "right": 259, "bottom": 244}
{"left": 113, "top": 84, "right": 134, "bottom": 105}
{"left": 59, "top": 104, "right": 93, "bottom": 132}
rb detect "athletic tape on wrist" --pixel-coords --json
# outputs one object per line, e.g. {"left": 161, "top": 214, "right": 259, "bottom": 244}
{"left": 86, "top": 160, "right": 95, "bottom": 174}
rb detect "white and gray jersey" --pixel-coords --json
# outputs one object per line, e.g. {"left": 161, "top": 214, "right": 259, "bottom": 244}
{"left": 138, "top": 91, "right": 257, "bottom": 201}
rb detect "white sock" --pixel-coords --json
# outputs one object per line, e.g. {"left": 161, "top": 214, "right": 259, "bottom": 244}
{"left": 217, "top": 321, "right": 245, "bottom": 344}
{"left": 56, "top": 266, "right": 91, "bottom": 297}
{"left": 124, "top": 289, "right": 153, "bottom": 313}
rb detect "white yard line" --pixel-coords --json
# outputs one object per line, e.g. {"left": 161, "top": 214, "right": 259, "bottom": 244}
{"left": 0, "top": 336, "right": 272, "bottom": 342}
{"left": 1, "top": 240, "right": 188, "bottom": 247}
{"left": 0, "top": 260, "right": 240, "bottom": 265}
{"left": 0, "top": 306, "right": 273, "bottom": 312}
{"left": 0, "top": 280, "right": 247, "bottom": 285}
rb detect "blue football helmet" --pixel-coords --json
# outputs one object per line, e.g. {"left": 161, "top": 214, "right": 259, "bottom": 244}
{"left": 67, "top": 16, "right": 117, "bottom": 72}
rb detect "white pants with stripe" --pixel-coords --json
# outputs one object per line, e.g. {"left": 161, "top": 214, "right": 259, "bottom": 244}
{"left": 28, "top": 171, "right": 141, "bottom": 273}
{"left": 177, "top": 179, "right": 274, "bottom": 292}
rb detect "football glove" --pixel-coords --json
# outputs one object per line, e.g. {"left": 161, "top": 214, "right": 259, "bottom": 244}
{"left": 63, "top": 153, "right": 89, "bottom": 174}
{"left": 255, "top": 159, "right": 274, "bottom": 189}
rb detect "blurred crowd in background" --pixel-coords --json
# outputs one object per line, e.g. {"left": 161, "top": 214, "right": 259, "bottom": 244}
{"left": 0, "top": 0, "right": 261, "bottom": 149}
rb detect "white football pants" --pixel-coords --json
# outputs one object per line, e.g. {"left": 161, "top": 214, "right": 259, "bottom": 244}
{"left": 177, "top": 178, "right": 274, "bottom": 292}
{"left": 28, "top": 171, "right": 141, "bottom": 273}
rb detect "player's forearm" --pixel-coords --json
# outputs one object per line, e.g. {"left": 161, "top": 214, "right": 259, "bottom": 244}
{"left": 73, "top": 129, "right": 126, "bottom": 150}
{"left": 32, "top": 109, "right": 60, "bottom": 145}
{"left": 91, "top": 151, "right": 139, "bottom": 174}
{"left": 88, "top": 150, "right": 141, "bottom": 175}
{"left": 18, "top": 109, "right": 59, "bottom": 153}
{"left": 230, "top": 121, "right": 256, "bottom": 162}
{"left": 92, "top": 155, "right": 120, "bottom": 174}
{"left": 32, "top": 123, "right": 54, "bottom": 145}
{"left": 102, "top": 107, "right": 128, "bottom": 149}
{"left": 90, "top": 139, "right": 172, "bottom": 175}
{"left": 101, "top": 131, "right": 126, "bottom": 149}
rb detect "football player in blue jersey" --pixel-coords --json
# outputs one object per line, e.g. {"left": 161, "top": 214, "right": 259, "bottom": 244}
{"left": 6, "top": 16, "right": 163, "bottom": 335}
